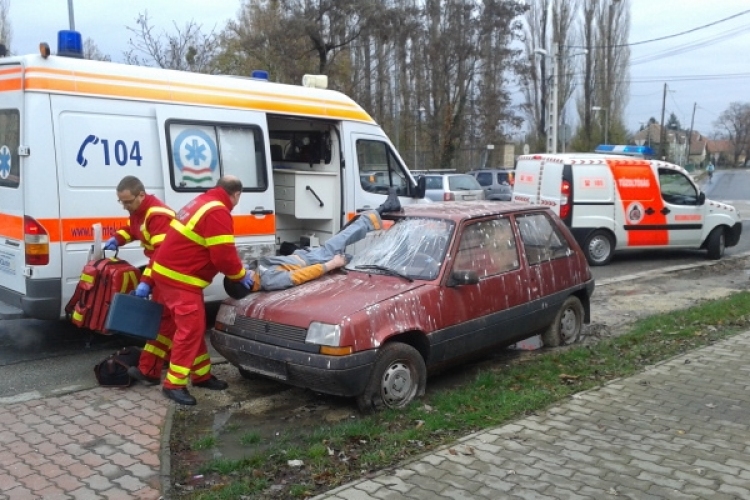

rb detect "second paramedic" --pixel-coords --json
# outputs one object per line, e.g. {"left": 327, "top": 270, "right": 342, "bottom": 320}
{"left": 150, "top": 175, "right": 252, "bottom": 406}
{"left": 105, "top": 176, "right": 179, "bottom": 387}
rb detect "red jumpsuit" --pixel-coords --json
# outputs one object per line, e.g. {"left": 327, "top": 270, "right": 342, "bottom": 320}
{"left": 112, "top": 195, "right": 177, "bottom": 379}
{"left": 151, "top": 187, "right": 246, "bottom": 389}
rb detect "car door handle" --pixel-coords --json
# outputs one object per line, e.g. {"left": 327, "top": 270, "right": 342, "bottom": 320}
{"left": 5, "top": 239, "right": 19, "bottom": 247}
{"left": 250, "top": 208, "right": 274, "bottom": 215}
{"left": 660, "top": 207, "right": 671, "bottom": 215}
{"left": 645, "top": 207, "right": 655, "bottom": 215}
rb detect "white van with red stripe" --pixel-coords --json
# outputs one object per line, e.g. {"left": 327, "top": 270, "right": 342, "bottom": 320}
{"left": 0, "top": 34, "right": 426, "bottom": 321}
{"left": 512, "top": 153, "right": 742, "bottom": 265}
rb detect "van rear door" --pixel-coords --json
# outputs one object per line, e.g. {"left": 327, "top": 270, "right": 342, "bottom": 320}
{"left": 0, "top": 63, "right": 25, "bottom": 318}
{"left": 512, "top": 157, "right": 543, "bottom": 205}
{"left": 155, "top": 106, "right": 276, "bottom": 301}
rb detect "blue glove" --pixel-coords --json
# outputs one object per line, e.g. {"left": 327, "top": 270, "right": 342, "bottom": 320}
{"left": 240, "top": 271, "right": 254, "bottom": 289}
{"left": 103, "top": 237, "right": 118, "bottom": 251}
{"left": 133, "top": 282, "right": 151, "bottom": 298}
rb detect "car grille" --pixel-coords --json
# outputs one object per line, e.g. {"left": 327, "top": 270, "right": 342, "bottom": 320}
{"left": 232, "top": 316, "right": 307, "bottom": 343}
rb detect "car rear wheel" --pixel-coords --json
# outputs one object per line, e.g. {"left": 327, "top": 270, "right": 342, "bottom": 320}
{"left": 584, "top": 230, "right": 614, "bottom": 266}
{"left": 542, "top": 296, "right": 584, "bottom": 347}
{"left": 357, "top": 343, "right": 426, "bottom": 414}
{"left": 706, "top": 227, "right": 725, "bottom": 260}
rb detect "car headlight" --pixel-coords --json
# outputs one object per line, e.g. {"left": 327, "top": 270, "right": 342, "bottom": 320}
{"left": 216, "top": 304, "right": 236, "bottom": 326}
{"left": 306, "top": 322, "right": 341, "bottom": 346}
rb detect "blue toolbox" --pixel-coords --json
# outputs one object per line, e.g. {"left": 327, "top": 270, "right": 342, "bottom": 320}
{"left": 104, "top": 293, "right": 163, "bottom": 340}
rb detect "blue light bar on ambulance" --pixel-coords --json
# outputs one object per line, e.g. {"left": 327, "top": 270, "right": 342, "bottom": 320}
{"left": 57, "top": 30, "right": 84, "bottom": 59}
{"left": 251, "top": 70, "right": 269, "bottom": 81}
{"left": 594, "top": 144, "right": 655, "bottom": 159}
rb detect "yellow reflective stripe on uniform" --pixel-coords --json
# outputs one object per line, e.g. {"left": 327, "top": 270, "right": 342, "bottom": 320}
{"left": 193, "top": 353, "right": 210, "bottom": 365}
{"left": 150, "top": 233, "right": 166, "bottom": 245}
{"left": 205, "top": 234, "right": 235, "bottom": 246}
{"left": 116, "top": 229, "right": 132, "bottom": 242}
{"left": 166, "top": 372, "right": 188, "bottom": 385}
{"left": 193, "top": 364, "right": 211, "bottom": 377}
{"left": 80, "top": 273, "right": 94, "bottom": 284}
{"left": 144, "top": 343, "right": 167, "bottom": 359}
{"left": 170, "top": 219, "right": 206, "bottom": 246}
{"left": 72, "top": 310, "right": 84, "bottom": 321}
{"left": 171, "top": 363, "right": 191, "bottom": 376}
{"left": 186, "top": 201, "right": 223, "bottom": 231}
{"left": 155, "top": 334, "right": 173, "bottom": 348}
{"left": 148, "top": 207, "right": 176, "bottom": 217}
{"left": 142, "top": 267, "right": 152, "bottom": 278}
{"left": 152, "top": 262, "right": 210, "bottom": 287}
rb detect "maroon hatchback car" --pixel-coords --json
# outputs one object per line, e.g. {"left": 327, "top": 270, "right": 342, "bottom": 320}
{"left": 211, "top": 202, "right": 595, "bottom": 412}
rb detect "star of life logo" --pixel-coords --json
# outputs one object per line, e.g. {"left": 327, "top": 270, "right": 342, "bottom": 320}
{"left": 172, "top": 129, "right": 218, "bottom": 186}
{"left": 0, "top": 145, "right": 11, "bottom": 180}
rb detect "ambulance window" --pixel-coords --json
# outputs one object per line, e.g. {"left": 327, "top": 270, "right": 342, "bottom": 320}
{"left": 0, "top": 109, "right": 20, "bottom": 189}
{"left": 167, "top": 121, "right": 267, "bottom": 191}
{"left": 356, "top": 140, "right": 408, "bottom": 195}
{"left": 516, "top": 212, "right": 571, "bottom": 265}
{"left": 658, "top": 168, "right": 698, "bottom": 205}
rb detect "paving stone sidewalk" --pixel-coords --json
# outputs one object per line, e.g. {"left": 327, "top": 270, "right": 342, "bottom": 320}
{"left": 315, "top": 331, "right": 750, "bottom": 500}
{"left": 0, "top": 385, "right": 167, "bottom": 500}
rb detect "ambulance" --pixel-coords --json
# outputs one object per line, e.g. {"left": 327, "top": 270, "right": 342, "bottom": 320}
{"left": 512, "top": 153, "right": 742, "bottom": 266}
{"left": 0, "top": 32, "right": 426, "bottom": 321}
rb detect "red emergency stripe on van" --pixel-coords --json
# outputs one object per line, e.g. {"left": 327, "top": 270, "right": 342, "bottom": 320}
{"left": 21, "top": 67, "right": 374, "bottom": 123}
{"left": 0, "top": 212, "right": 23, "bottom": 240}
{"left": 607, "top": 160, "right": 668, "bottom": 246}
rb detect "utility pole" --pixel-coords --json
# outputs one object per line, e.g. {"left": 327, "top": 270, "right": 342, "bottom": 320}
{"left": 685, "top": 102, "right": 696, "bottom": 167}
{"left": 546, "top": 42, "right": 559, "bottom": 154}
{"left": 659, "top": 83, "right": 668, "bottom": 160}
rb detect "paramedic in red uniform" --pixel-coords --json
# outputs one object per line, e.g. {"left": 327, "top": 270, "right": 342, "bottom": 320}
{"left": 150, "top": 175, "right": 252, "bottom": 405}
{"left": 104, "top": 176, "right": 179, "bottom": 387}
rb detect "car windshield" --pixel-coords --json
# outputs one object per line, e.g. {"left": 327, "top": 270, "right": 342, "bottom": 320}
{"left": 449, "top": 174, "right": 481, "bottom": 191}
{"left": 348, "top": 217, "right": 454, "bottom": 280}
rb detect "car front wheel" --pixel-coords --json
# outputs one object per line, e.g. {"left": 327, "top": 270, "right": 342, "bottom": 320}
{"left": 584, "top": 230, "right": 614, "bottom": 266}
{"left": 542, "top": 296, "right": 584, "bottom": 347}
{"left": 357, "top": 343, "right": 426, "bottom": 414}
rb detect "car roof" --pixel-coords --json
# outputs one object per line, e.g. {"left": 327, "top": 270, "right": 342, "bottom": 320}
{"left": 390, "top": 201, "right": 548, "bottom": 223}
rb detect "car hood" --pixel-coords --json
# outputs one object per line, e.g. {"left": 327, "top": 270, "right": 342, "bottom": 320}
{"left": 232, "top": 271, "right": 426, "bottom": 328}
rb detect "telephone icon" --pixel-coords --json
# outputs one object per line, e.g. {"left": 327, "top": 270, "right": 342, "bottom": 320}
{"left": 76, "top": 135, "right": 99, "bottom": 167}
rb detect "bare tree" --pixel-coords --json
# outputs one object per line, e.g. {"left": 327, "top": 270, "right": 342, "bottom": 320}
{"left": 0, "top": 0, "right": 12, "bottom": 55}
{"left": 125, "top": 11, "right": 220, "bottom": 72}
{"left": 83, "top": 39, "right": 111, "bottom": 61}
{"left": 714, "top": 102, "right": 750, "bottom": 166}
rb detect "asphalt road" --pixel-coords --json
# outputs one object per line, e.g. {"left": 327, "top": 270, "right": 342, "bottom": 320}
{"left": 1, "top": 168, "right": 748, "bottom": 402}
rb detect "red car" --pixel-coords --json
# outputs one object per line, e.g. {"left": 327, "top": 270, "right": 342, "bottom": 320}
{"left": 211, "top": 202, "right": 595, "bottom": 412}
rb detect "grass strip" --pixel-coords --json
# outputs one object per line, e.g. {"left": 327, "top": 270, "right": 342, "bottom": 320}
{"left": 178, "top": 291, "right": 750, "bottom": 499}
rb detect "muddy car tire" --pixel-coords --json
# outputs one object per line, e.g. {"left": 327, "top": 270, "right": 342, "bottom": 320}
{"left": 542, "top": 296, "right": 584, "bottom": 347}
{"left": 706, "top": 227, "right": 725, "bottom": 260}
{"left": 357, "top": 343, "right": 426, "bottom": 414}
{"left": 584, "top": 230, "right": 614, "bottom": 266}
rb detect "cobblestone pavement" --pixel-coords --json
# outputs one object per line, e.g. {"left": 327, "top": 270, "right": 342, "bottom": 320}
{"left": 314, "top": 332, "right": 750, "bottom": 500}
{"left": 0, "top": 385, "right": 168, "bottom": 500}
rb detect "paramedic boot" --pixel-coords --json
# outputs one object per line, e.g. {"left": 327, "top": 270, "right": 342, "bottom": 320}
{"left": 377, "top": 187, "right": 401, "bottom": 214}
{"left": 193, "top": 375, "right": 228, "bottom": 390}
{"left": 162, "top": 387, "right": 197, "bottom": 406}
{"left": 128, "top": 366, "right": 160, "bottom": 386}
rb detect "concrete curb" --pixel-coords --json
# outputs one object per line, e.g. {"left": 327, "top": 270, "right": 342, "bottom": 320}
{"left": 160, "top": 402, "right": 175, "bottom": 499}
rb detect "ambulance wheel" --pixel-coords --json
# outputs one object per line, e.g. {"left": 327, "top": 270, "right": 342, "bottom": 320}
{"left": 706, "top": 227, "right": 725, "bottom": 260}
{"left": 542, "top": 296, "right": 584, "bottom": 347}
{"left": 357, "top": 343, "right": 426, "bottom": 414}
{"left": 584, "top": 230, "right": 614, "bottom": 266}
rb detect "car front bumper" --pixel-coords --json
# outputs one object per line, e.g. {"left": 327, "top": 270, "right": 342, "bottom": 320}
{"left": 209, "top": 328, "right": 377, "bottom": 397}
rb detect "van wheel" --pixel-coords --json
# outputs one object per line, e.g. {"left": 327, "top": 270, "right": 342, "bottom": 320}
{"left": 542, "top": 296, "right": 584, "bottom": 347}
{"left": 357, "top": 343, "right": 426, "bottom": 414}
{"left": 706, "top": 227, "right": 725, "bottom": 260}
{"left": 584, "top": 230, "right": 614, "bottom": 266}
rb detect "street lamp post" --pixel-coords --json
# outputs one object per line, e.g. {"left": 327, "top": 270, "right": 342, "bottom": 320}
{"left": 591, "top": 106, "right": 609, "bottom": 145}
{"left": 414, "top": 107, "right": 425, "bottom": 169}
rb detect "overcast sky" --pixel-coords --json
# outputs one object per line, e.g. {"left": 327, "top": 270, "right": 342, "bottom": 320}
{"left": 8, "top": 0, "right": 750, "bottom": 138}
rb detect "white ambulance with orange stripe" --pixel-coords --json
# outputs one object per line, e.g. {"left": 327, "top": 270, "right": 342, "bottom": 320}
{"left": 512, "top": 153, "right": 742, "bottom": 266}
{"left": 0, "top": 33, "right": 426, "bottom": 321}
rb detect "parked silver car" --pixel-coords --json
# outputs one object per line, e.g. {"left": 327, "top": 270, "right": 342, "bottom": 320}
{"left": 468, "top": 169, "right": 515, "bottom": 201}
{"left": 423, "top": 174, "right": 485, "bottom": 202}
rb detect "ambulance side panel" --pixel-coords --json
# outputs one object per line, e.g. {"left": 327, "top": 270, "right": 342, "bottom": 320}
{"left": 51, "top": 95, "right": 164, "bottom": 317}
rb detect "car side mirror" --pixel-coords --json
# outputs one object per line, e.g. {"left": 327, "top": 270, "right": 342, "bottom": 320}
{"left": 698, "top": 192, "right": 706, "bottom": 205}
{"left": 413, "top": 175, "right": 426, "bottom": 199}
{"left": 448, "top": 269, "right": 479, "bottom": 287}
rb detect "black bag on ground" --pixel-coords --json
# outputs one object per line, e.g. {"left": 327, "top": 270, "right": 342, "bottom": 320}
{"left": 94, "top": 347, "right": 143, "bottom": 387}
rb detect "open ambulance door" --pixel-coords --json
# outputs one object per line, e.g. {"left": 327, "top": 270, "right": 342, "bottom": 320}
{"left": 155, "top": 106, "right": 277, "bottom": 302}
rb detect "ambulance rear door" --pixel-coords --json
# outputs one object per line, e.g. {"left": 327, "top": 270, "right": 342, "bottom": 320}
{"left": 155, "top": 106, "right": 276, "bottom": 301}
{"left": 0, "top": 62, "right": 26, "bottom": 317}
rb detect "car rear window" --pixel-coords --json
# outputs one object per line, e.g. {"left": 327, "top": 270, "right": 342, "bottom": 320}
{"left": 448, "top": 174, "right": 481, "bottom": 191}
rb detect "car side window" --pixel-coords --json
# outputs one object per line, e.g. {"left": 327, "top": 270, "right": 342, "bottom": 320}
{"left": 356, "top": 139, "right": 409, "bottom": 195}
{"left": 425, "top": 176, "right": 443, "bottom": 189}
{"left": 454, "top": 218, "right": 519, "bottom": 277}
{"left": 516, "top": 213, "right": 571, "bottom": 265}
{"left": 659, "top": 168, "right": 699, "bottom": 205}
{"left": 475, "top": 172, "right": 492, "bottom": 187}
